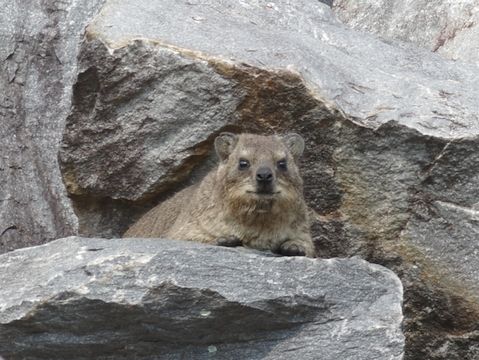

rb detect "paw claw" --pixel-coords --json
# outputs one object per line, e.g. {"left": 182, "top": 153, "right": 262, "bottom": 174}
{"left": 279, "top": 242, "right": 306, "bottom": 257}
{"left": 216, "top": 236, "right": 242, "bottom": 247}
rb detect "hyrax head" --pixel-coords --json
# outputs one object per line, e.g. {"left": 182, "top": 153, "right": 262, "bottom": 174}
{"left": 214, "top": 133, "right": 305, "bottom": 210}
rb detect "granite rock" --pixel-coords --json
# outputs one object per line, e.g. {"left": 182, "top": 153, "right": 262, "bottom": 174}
{"left": 0, "top": 237, "right": 404, "bottom": 360}
{"left": 0, "top": 0, "right": 105, "bottom": 253}
{"left": 333, "top": 0, "right": 479, "bottom": 65}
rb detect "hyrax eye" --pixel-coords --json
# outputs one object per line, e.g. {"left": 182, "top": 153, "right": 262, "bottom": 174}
{"left": 238, "top": 159, "right": 250, "bottom": 170}
{"left": 277, "top": 159, "right": 287, "bottom": 171}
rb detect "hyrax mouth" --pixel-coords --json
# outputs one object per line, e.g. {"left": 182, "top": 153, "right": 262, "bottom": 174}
{"left": 246, "top": 190, "right": 280, "bottom": 196}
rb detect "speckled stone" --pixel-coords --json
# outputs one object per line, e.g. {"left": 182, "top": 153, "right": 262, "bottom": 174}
{"left": 0, "top": 0, "right": 105, "bottom": 252}
{"left": 333, "top": 0, "right": 479, "bottom": 66}
{"left": 0, "top": 237, "right": 404, "bottom": 360}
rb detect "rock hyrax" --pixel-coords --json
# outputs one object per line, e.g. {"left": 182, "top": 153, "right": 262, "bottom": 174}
{"left": 124, "top": 133, "right": 315, "bottom": 257}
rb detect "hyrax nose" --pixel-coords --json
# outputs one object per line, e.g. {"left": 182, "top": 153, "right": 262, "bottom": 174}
{"left": 256, "top": 167, "right": 274, "bottom": 183}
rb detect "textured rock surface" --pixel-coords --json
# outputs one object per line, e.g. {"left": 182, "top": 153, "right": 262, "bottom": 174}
{"left": 333, "top": 0, "right": 479, "bottom": 65}
{"left": 0, "top": 0, "right": 104, "bottom": 253}
{"left": 84, "top": 0, "right": 479, "bottom": 139}
{"left": 61, "top": 40, "right": 240, "bottom": 202}
{"left": 0, "top": 237, "right": 404, "bottom": 360}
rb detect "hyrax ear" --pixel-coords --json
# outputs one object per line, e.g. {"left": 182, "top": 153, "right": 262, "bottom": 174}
{"left": 283, "top": 133, "right": 305, "bottom": 159}
{"left": 214, "top": 132, "right": 239, "bottom": 161}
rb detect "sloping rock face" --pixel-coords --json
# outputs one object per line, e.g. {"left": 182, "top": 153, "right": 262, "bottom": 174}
{"left": 0, "top": 237, "right": 404, "bottom": 360}
{"left": 0, "top": 0, "right": 105, "bottom": 252}
{"left": 333, "top": 0, "right": 479, "bottom": 65}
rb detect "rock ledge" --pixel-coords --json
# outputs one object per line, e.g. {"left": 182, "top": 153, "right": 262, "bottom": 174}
{"left": 0, "top": 237, "right": 404, "bottom": 360}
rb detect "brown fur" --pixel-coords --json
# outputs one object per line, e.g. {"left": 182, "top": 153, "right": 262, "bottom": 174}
{"left": 124, "top": 133, "right": 315, "bottom": 257}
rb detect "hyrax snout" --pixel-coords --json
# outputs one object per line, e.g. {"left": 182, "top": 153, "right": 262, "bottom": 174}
{"left": 124, "top": 133, "right": 315, "bottom": 257}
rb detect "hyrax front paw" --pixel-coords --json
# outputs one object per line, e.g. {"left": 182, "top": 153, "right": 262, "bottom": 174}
{"left": 278, "top": 240, "right": 307, "bottom": 257}
{"left": 216, "top": 236, "right": 242, "bottom": 247}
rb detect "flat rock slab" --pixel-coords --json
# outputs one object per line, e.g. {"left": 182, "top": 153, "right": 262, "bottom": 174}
{"left": 0, "top": 237, "right": 404, "bottom": 360}
{"left": 87, "top": 0, "right": 479, "bottom": 139}
{"left": 333, "top": 0, "right": 479, "bottom": 65}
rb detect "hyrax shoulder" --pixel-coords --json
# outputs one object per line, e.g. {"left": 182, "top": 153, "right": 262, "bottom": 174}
{"left": 124, "top": 133, "right": 315, "bottom": 257}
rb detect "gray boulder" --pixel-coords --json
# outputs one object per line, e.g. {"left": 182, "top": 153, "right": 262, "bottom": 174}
{"left": 0, "top": 237, "right": 404, "bottom": 360}
{"left": 333, "top": 0, "right": 479, "bottom": 65}
{"left": 0, "top": 0, "right": 104, "bottom": 252}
